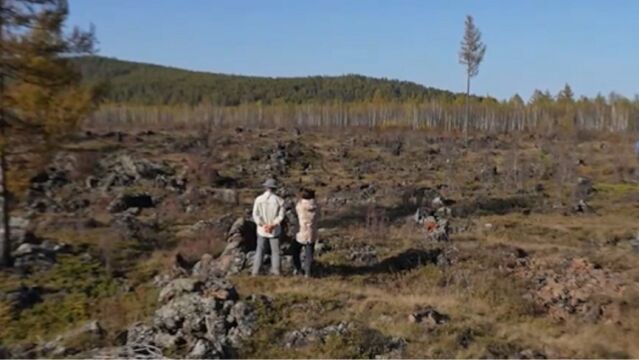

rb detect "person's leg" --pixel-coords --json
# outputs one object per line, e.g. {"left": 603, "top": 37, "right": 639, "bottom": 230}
{"left": 303, "top": 243, "right": 314, "bottom": 277}
{"left": 292, "top": 241, "right": 302, "bottom": 274}
{"left": 252, "top": 236, "right": 266, "bottom": 276}
{"left": 269, "top": 237, "right": 281, "bottom": 275}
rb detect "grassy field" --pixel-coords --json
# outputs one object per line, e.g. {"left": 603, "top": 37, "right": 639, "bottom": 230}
{"left": 1, "top": 127, "right": 638, "bottom": 358}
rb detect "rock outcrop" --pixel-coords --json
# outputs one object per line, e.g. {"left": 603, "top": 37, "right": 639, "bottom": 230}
{"left": 113, "top": 276, "right": 256, "bottom": 358}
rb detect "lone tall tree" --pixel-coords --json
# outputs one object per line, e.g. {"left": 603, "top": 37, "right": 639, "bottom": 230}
{"left": 459, "top": 15, "right": 486, "bottom": 139}
{"left": 0, "top": 0, "right": 97, "bottom": 267}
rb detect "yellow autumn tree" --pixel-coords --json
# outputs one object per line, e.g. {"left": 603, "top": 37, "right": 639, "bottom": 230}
{"left": 1, "top": 0, "right": 100, "bottom": 267}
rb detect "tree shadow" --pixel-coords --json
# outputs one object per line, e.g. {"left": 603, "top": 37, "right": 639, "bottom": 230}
{"left": 314, "top": 248, "right": 442, "bottom": 278}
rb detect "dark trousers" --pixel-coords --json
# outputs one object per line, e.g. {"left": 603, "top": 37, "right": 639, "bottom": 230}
{"left": 292, "top": 241, "right": 314, "bottom": 276}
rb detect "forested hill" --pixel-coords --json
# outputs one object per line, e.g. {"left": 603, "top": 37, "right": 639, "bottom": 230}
{"left": 72, "top": 56, "right": 466, "bottom": 106}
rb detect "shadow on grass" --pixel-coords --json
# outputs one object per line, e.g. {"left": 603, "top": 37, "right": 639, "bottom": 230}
{"left": 314, "top": 248, "right": 442, "bottom": 278}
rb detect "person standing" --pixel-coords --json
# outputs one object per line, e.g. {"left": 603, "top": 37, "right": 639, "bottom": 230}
{"left": 252, "top": 179, "right": 285, "bottom": 276}
{"left": 294, "top": 188, "right": 320, "bottom": 277}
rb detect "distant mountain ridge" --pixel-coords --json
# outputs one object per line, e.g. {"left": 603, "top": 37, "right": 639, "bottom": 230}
{"left": 72, "top": 56, "right": 474, "bottom": 106}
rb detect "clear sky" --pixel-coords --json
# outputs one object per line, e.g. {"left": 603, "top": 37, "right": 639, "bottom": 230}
{"left": 68, "top": 0, "right": 639, "bottom": 100}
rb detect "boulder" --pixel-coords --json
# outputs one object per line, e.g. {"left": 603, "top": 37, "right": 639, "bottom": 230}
{"left": 188, "top": 339, "right": 224, "bottom": 359}
{"left": 158, "top": 278, "right": 203, "bottom": 304}
{"left": 9, "top": 216, "right": 34, "bottom": 245}
{"left": 12, "top": 242, "right": 58, "bottom": 270}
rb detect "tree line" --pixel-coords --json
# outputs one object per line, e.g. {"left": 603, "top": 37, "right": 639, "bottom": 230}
{"left": 76, "top": 55, "right": 639, "bottom": 133}
{"left": 87, "top": 86, "right": 639, "bottom": 133}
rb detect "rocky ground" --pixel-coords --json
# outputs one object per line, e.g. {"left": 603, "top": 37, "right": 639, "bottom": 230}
{"left": 1, "top": 127, "right": 639, "bottom": 358}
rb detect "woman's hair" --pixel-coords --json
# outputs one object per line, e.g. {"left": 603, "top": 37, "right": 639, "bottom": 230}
{"left": 300, "top": 188, "right": 315, "bottom": 200}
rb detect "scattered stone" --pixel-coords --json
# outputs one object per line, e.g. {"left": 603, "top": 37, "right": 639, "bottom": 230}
{"left": 283, "top": 322, "right": 352, "bottom": 348}
{"left": 415, "top": 209, "right": 450, "bottom": 242}
{"left": 126, "top": 323, "right": 155, "bottom": 345}
{"left": 283, "top": 322, "right": 405, "bottom": 358}
{"left": 9, "top": 216, "right": 34, "bottom": 245}
{"left": 456, "top": 328, "right": 474, "bottom": 348}
{"left": 11, "top": 240, "right": 61, "bottom": 269}
{"left": 512, "top": 256, "right": 625, "bottom": 322}
{"left": 348, "top": 244, "right": 379, "bottom": 266}
{"left": 408, "top": 306, "right": 450, "bottom": 326}
{"left": 117, "top": 155, "right": 173, "bottom": 181}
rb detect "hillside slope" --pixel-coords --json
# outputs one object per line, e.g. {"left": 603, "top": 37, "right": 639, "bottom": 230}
{"left": 73, "top": 56, "right": 463, "bottom": 106}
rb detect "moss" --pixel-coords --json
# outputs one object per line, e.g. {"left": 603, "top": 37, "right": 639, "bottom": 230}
{"left": 316, "top": 250, "right": 349, "bottom": 266}
{"left": 0, "top": 254, "right": 120, "bottom": 346}
{"left": 595, "top": 182, "right": 639, "bottom": 195}
{"left": 0, "top": 301, "right": 13, "bottom": 340}
{"left": 37, "top": 254, "right": 119, "bottom": 297}
{"left": 3, "top": 293, "right": 91, "bottom": 343}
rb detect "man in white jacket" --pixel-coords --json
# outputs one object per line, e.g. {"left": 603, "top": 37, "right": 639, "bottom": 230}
{"left": 252, "top": 178, "right": 285, "bottom": 276}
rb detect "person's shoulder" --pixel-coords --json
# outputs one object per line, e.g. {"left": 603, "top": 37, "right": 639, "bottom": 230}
{"left": 255, "top": 192, "right": 268, "bottom": 202}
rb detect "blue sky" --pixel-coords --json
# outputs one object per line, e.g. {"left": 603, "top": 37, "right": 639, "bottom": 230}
{"left": 68, "top": 0, "right": 639, "bottom": 100}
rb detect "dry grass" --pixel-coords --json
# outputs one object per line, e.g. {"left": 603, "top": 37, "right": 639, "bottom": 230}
{"left": 5, "top": 126, "right": 639, "bottom": 357}
{"left": 174, "top": 226, "right": 227, "bottom": 263}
